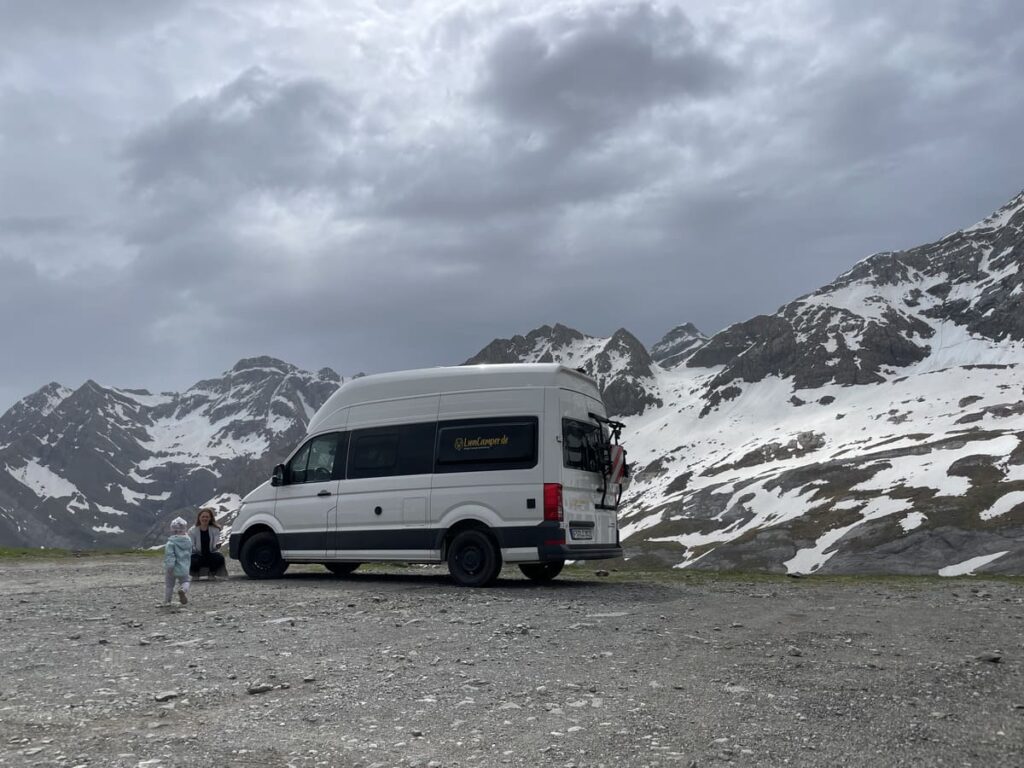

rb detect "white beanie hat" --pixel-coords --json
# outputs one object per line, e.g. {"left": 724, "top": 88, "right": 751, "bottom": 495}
{"left": 170, "top": 517, "right": 188, "bottom": 534}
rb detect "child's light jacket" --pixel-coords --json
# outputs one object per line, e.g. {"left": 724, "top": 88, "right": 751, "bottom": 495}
{"left": 164, "top": 534, "right": 192, "bottom": 578}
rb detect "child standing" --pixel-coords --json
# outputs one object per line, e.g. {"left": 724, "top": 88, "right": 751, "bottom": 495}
{"left": 163, "top": 517, "right": 192, "bottom": 606}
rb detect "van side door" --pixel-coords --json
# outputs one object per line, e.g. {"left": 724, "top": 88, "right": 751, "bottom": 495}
{"left": 274, "top": 431, "right": 347, "bottom": 562}
{"left": 332, "top": 422, "right": 436, "bottom": 559}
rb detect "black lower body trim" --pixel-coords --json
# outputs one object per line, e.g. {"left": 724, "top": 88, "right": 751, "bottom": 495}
{"left": 230, "top": 522, "right": 608, "bottom": 559}
{"left": 537, "top": 544, "right": 623, "bottom": 562}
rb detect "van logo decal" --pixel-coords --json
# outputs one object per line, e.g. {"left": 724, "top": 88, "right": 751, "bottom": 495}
{"left": 454, "top": 434, "right": 510, "bottom": 451}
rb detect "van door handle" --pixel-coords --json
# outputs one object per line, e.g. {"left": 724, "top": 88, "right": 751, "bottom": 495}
{"left": 317, "top": 490, "right": 331, "bottom": 497}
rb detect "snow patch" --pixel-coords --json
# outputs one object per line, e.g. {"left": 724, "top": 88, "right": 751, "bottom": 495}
{"left": 851, "top": 435, "right": 1019, "bottom": 497}
{"left": 979, "top": 491, "right": 1024, "bottom": 521}
{"left": 899, "top": 511, "right": 926, "bottom": 532}
{"left": 938, "top": 551, "right": 1010, "bottom": 577}
{"left": 96, "top": 503, "right": 128, "bottom": 517}
{"left": 92, "top": 524, "right": 124, "bottom": 535}
{"left": 8, "top": 461, "right": 81, "bottom": 499}
{"left": 784, "top": 496, "right": 913, "bottom": 575}
{"left": 619, "top": 511, "right": 664, "bottom": 541}
{"left": 121, "top": 486, "right": 172, "bottom": 505}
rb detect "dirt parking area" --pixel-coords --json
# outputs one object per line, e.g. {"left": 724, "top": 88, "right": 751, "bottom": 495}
{"left": 0, "top": 557, "right": 1022, "bottom": 768}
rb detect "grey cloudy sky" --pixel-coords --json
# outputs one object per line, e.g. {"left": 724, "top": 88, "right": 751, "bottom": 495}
{"left": 2, "top": 0, "right": 1023, "bottom": 411}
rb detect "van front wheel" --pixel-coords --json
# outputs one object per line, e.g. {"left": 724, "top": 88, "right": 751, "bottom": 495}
{"left": 519, "top": 561, "right": 564, "bottom": 582}
{"left": 447, "top": 529, "right": 501, "bottom": 587}
{"left": 240, "top": 532, "right": 289, "bottom": 579}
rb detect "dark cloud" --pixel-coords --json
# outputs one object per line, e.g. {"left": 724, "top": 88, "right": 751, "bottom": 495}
{"left": 125, "top": 67, "right": 355, "bottom": 202}
{"left": 475, "top": 5, "right": 737, "bottom": 146}
{"left": 380, "top": 136, "right": 657, "bottom": 220}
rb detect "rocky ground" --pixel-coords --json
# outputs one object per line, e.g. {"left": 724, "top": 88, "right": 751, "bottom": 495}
{"left": 0, "top": 557, "right": 1022, "bottom": 768}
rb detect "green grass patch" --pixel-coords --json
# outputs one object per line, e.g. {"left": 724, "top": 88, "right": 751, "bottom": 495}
{"left": 0, "top": 547, "right": 162, "bottom": 560}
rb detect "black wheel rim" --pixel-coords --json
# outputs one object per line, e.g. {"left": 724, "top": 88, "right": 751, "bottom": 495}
{"left": 459, "top": 545, "right": 484, "bottom": 575}
{"left": 253, "top": 545, "right": 277, "bottom": 573}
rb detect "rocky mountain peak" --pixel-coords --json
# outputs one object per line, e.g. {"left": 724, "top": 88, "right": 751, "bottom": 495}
{"left": 960, "top": 189, "right": 1024, "bottom": 235}
{"left": 465, "top": 324, "right": 661, "bottom": 416}
{"left": 0, "top": 381, "right": 70, "bottom": 423}
{"left": 535, "top": 323, "right": 586, "bottom": 348}
{"left": 650, "top": 322, "right": 708, "bottom": 368}
{"left": 230, "top": 356, "right": 297, "bottom": 375}
{"left": 600, "top": 328, "right": 655, "bottom": 372}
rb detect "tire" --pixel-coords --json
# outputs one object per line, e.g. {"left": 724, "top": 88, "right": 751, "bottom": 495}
{"left": 325, "top": 562, "right": 360, "bottom": 576}
{"left": 518, "top": 560, "right": 564, "bottom": 582}
{"left": 239, "top": 532, "right": 289, "bottom": 579}
{"left": 447, "top": 529, "right": 501, "bottom": 587}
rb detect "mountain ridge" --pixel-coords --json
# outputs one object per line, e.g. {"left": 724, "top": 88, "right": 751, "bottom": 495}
{"left": 1, "top": 191, "right": 1022, "bottom": 573}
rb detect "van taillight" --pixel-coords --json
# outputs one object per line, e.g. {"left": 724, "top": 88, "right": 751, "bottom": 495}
{"left": 543, "top": 483, "right": 563, "bottom": 522}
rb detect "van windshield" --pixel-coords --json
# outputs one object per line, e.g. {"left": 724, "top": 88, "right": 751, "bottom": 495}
{"left": 562, "top": 418, "right": 607, "bottom": 474}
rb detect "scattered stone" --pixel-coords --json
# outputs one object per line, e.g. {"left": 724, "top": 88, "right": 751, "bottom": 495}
{"left": 787, "top": 646, "right": 803, "bottom": 657}
{"left": 153, "top": 691, "right": 179, "bottom": 702}
{"left": 976, "top": 652, "right": 1002, "bottom": 664}
{"left": 303, "top": 675, "right": 316, "bottom": 683}
{"left": 247, "top": 683, "right": 274, "bottom": 695}
{"left": 594, "top": 570, "right": 610, "bottom": 577}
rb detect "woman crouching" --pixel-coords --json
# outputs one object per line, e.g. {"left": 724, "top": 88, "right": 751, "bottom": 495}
{"left": 189, "top": 507, "right": 228, "bottom": 578}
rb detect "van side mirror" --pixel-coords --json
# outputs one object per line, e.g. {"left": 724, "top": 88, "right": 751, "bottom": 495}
{"left": 271, "top": 464, "right": 286, "bottom": 487}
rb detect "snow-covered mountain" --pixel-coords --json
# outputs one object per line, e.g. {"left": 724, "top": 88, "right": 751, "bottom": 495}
{"left": 0, "top": 358, "right": 340, "bottom": 548}
{"left": 2, "top": 192, "right": 1022, "bottom": 574}
{"left": 624, "top": 192, "right": 1024, "bottom": 575}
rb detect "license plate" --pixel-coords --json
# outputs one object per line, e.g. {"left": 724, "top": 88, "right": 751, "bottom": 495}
{"left": 571, "top": 527, "right": 593, "bottom": 540}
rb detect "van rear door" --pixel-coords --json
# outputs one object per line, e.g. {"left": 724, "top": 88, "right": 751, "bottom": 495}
{"left": 558, "top": 394, "right": 622, "bottom": 549}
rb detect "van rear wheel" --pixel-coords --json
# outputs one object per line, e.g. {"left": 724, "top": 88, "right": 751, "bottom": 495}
{"left": 325, "top": 562, "right": 360, "bottom": 576}
{"left": 519, "top": 561, "right": 564, "bottom": 582}
{"left": 239, "top": 532, "right": 289, "bottom": 579}
{"left": 447, "top": 529, "right": 501, "bottom": 587}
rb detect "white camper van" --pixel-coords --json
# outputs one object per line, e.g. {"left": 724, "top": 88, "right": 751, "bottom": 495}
{"left": 228, "top": 364, "right": 628, "bottom": 587}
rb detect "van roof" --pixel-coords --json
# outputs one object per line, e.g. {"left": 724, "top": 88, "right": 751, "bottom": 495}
{"left": 307, "top": 364, "right": 601, "bottom": 433}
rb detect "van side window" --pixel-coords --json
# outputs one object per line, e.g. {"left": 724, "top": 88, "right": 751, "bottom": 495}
{"left": 348, "top": 423, "right": 436, "bottom": 479}
{"left": 287, "top": 441, "right": 312, "bottom": 484}
{"left": 435, "top": 417, "right": 538, "bottom": 473}
{"left": 286, "top": 432, "right": 347, "bottom": 483}
{"left": 562, "top": 419, "right": 604, "bottom": 473}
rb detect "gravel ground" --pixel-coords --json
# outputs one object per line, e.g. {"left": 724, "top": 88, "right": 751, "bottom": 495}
{"left": 0, "top": 556, "right": 1022, "bottom": 768}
